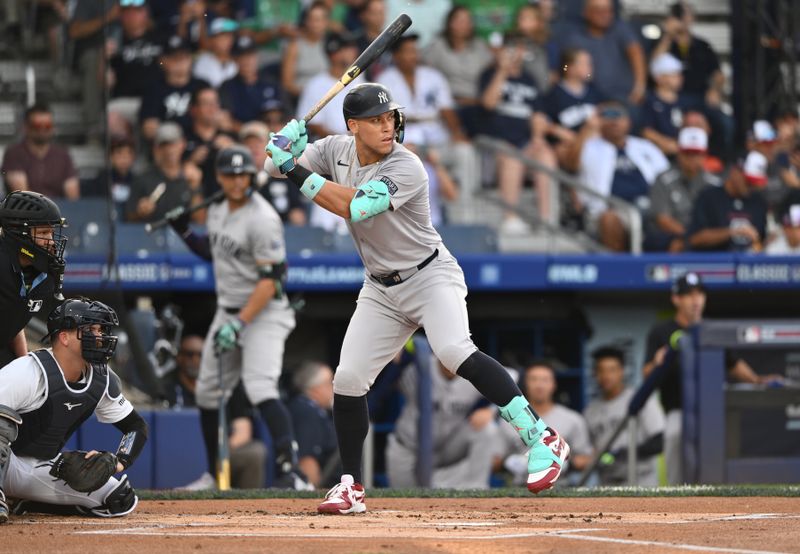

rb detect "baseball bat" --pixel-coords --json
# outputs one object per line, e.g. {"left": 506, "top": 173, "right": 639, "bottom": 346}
{"left": 216, "top": 351, "right": 231, "bottom": 491}
{"left": 144, "top": 189, "right": 224, "bottom": 233}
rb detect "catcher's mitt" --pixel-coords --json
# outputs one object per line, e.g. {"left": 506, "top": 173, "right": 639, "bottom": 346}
{"left": 50, "top": 450, "right": 118, "bottom": 493}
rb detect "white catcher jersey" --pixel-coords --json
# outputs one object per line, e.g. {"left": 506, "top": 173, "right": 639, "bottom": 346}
{"left": 0, "top": 352, "right": 133, "bottom": 423}
{"left": 301, "top": 135, "right": 444, "bottom": 276}
{"left": 206, "top": 192, "right": 289, "bottom": 309}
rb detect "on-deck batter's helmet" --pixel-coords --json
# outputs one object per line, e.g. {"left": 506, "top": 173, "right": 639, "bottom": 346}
{"left": 0, "top": 190, "right": 67, "bottom": 275}
{"left": 45, "top": 297, "right": 119, "bottom": 363}
{"left": 216, "top": 145, "right": 257, "bottom": 175}
{"left": 342, "top": 83, "right": 405, "bottom": 143}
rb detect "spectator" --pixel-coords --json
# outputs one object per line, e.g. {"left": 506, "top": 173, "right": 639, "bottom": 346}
{"left": 494, "top": 360, "right": 593, "bottom": 486}
{"left": 773, "top": 112, "right": 800, "bottom": 190}
{"left": 405, "top": 144, "right": 459, "bottom": 228}
{"left": 512, "top": 3, "right": 553, "bottom": 91}
{"left": 767, "top": 190, "right": 800, "bottom": 255}
{"left": 219, "top": 35, "right": 284, "bottom": 134}
{"left": 239, "top": 121, "right": 307, "bottom": 226}
{"left": 182, "top": 86, "right": 235, "bottom": 197}
{"left": 682, "top": 110, "right": 723, "bottom": 173}
{"left": 81, "top": 135, "right": 137, "bottom": 221}
{"left": 747, "top": 120, "right": 783, "bottom": 208}
{"left": 378, "top": 33, "right": 481, "bottom": 210}
{"left": 174, "top": 0, "right": 206, "bottom": 48}
{"left": 193, "top": 18, "right": 239, "bottom": 88}
{"left": 68, "top": 0, "right": 120, "bottom": 143}
{"left": 139, "top": 35, "right": 209, "bottom": 143}
{"left": 647, "top": 127, "right": 718, "bottom": 252}
{"left": 687, "top": 155, "right": 768, "bottom": 252}
{"left": 541, "top": 48, "right": 605, "bottom": 166}
{"left": 584, "top": 346, "right": 664, "bottom": 486}
{"left": 386, "top": 355, "right": 498, "bottom": 489}
{"left": 385, "top": 0, "right": 451, "bottom": 49}
{"left": 1, "top": 103, "right": 79, "bottom": 199}
{"left": 288, "top": 361, "right": 339, "bottom": 489}
{"left": 125, "top": 122, "right": 202, "bottom": 222}
{"left": 566, "top": 101, "right": 669, "bottom": 251}
{"left": 353, "top": 0, "right": 390, "bottom": 81}
{"left": 479, "top": 33, "right": 557, "bottom": 231}
{"left": 161, "top": 334, "right": 204, "bottom": 408}
{"left": 423, "top": 5, "right": 493, "bottom": 137}
{"left": 641, "top": 53, "right": 689, "bottom": 158}
{"left": 241, "top": 1, "right": 299, "bottom": 59}
{"left": 642, "top": 272, "right": 782, "bottom": 484}
{"left": 557, "top": 0, "right": 646, "bottom": 105}
{"left": 281, "top": 1, "right": 330, "bottom": 102}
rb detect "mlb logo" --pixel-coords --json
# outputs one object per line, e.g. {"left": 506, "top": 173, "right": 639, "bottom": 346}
{"left": 28, "top": 299, "right": 43, "bottom": 313}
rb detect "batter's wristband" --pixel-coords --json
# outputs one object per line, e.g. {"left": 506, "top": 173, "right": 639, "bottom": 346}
{"left": 287, "top": 165, "right": 325, "bottom": 200}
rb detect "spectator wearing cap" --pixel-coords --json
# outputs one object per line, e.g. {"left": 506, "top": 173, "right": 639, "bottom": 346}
{"left": 125, "top": 122, "right": 202, "bottom": 222}
{"left": 296, "top": 32, "right": 364, "bottom": 139}
{"left": 423, "top": 5, "right": 493, "bottom": 138}
{"left": 281, "top": 1, "right": 330, "bottom": 102}
{"left": 556, "top": 0, "right": 646, "bottom": 105}
{"left": 686, "top": 157, "right": 768, "bottom": 252}
{"left": 642, "top": 272, "right": 781, "bottom": 484}
{"left": 745, "top": 120, "right": 786, "bottom": 207}
{"left": 565, "top": 101, "right": 669, "bottom": 252}
{"left": 219, "top": 35, "right": 285, "bottom": 135}
{"left": 1, "top": 103, "right": 79, "bottom": 199}
{"left": 646, "top": 127, "right": 719, "bottom": 252}
{"left": 140, "top": 35, "right": 210, "bottom": 143}
{"left": 81, "top": 136, "right": 137, "bottom": 221}
{"left": 193, "top": 18, "right": 239, "bottom": 88}
{"left": 748, "top": 120, "right": 778, "bottom": 162}
{"left": 239, "top": 121, "right": 308, "bottom": 226}
{"left": 641, "top": 53, "right": 690, "bottom": 158}
{"left": 766, "top": 189, "right": 800, "bottom": 255}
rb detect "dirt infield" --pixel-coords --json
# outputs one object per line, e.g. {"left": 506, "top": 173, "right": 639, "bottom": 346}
{"left": 4, "top": 497, "right": 800, "bottom": 553}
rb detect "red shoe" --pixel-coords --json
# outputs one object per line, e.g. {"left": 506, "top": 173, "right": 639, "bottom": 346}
{"left": 317, "top": 474, "right": 366, "bottom": 515}
{"left": 527, "top": 427, "right": 570, "bottom": 494}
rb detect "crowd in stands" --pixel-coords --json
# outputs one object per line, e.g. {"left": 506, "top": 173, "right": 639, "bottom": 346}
{"left": 2, "top": 0, "right": 799, "bottom": 253}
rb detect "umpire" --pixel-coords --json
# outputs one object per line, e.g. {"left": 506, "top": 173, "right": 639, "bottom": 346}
{"left": 0, "top": 191, "right": 67, "bottom": 366}
{"left": 170, "top": 146, "right": 308, "bottom": 489}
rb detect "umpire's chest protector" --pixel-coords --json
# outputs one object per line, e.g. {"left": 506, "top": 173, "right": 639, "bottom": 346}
{"left": 12, "top": 350, "right": 107, "bottom": 460}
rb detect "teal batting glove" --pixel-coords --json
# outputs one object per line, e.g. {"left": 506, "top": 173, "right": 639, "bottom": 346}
{"left": 283, "top": 119, "right": 307, "bottom": 158}
{"left": 266, "top": 133, "right": 296, "bottom": 174}
{"left": 214, "top": 318, "right": 245, "bottom": 354}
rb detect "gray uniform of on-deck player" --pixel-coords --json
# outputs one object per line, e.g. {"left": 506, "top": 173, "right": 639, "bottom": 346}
{"left": 195, "top": 193, "right": 296, "bottom": 409}
{"left": 301, "top": 135, "right": 478, "bottom": 396}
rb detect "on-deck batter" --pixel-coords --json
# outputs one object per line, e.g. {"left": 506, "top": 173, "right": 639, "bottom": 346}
{"left": 265, "top": 82, "right": 570, "bottom": 514}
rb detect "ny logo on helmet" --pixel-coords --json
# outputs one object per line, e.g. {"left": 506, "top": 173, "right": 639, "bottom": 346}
{"left": 232, "top": 154, "right": 243, "bottom": 167}
{"left": 378, "top": 91, "right": 389, "bottom": 104}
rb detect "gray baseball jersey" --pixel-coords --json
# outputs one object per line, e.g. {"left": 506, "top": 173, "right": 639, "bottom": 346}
{"left": 206, "top": 192, "right": 289, "bottom": 309}
{"left": 301, "top": 135, "right": 443, "bottom": 275}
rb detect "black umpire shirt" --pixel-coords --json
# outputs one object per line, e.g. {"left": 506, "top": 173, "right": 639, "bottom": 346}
{"left": 0, "top": 240, "right": 56, "bottom": 366}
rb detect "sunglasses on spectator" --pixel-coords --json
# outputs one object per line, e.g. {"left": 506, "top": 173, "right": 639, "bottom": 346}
{"left": 599, "top": 107, "right": 626, "bottom": 119}
{"left": 29, "top": 121, "right": 54, "bottom": 131}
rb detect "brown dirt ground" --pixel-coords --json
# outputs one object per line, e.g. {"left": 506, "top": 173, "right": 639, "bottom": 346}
{"left": 2, "top": 497, "right": 800, "bottom": 554}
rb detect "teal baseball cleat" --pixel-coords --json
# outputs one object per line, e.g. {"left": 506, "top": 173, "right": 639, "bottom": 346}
{"left": 526, "top": 427, "right": 570, "bottom": 493}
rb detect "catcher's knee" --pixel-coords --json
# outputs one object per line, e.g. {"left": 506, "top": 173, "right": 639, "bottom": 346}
{"left": 88, "top": 476, "right": 138, "bottom": 517}
{"left": 0, "top": 405, "right": 22, "bottom": 483}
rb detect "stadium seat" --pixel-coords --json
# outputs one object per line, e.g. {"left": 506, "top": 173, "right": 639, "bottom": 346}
{"left": 284, "top": 226, "right": 333, "bottom": 255}
{"left": 115, "top": 223, "right": 168, "bottom": 257}
{"left": 437, "top": 224, "right": 498, "bottom": 254}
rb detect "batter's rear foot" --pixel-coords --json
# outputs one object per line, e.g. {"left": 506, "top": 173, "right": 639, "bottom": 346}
{"left": 317, "top": 474, "right": 366, "bottom": 514}
{"left": 0, "top": 489, "right": 9, "bottom": 524}
{"left": 527, "top": 427, "right": 570, "bottom": 494}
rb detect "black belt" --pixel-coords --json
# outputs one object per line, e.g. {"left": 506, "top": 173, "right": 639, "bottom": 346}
{"left": 222, "top": 307, "right": 241, "bottom": 315}
{"left": 370, "top": 249, "right": 438, "bottom": 287}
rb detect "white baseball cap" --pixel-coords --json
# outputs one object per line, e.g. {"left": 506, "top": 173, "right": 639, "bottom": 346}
{"left": 751, "top": 120, "right": 777, "bottom": 143}
{"left": 650, "top": 53, "right": 683, "bottom": 77}
{"left": 678, "top": 127, "right": 708, "bottom": 153}
{"left": 743, "top": 150, "right": 768, "bottom": 186}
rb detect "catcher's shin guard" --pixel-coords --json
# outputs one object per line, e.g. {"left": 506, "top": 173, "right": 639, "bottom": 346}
{"left": 0, "top": 405, "right": 22, "bottom": 502}
{"left": 82, "top": 475, "right": 138, "bottom": 517}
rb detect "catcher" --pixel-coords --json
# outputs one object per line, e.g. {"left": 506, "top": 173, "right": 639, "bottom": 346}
{"left": 0, "top": 298, "right": 148, "bottom": 523}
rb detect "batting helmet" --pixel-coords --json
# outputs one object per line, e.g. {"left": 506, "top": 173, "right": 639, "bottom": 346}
{"left": 0, "top": 191, "right": 67, "bottom": 275}
{"left": 342, "top": 83, "right": 405, "bottom": 143}
{"left": 216, "top": 146, "right": 257, "bottom": 175}
{"left": 45, "top": 298, "right": 119, "bottom": 363}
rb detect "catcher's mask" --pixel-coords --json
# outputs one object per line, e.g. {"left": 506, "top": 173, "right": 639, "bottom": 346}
{"left": 0, "top": 191, "right": 67, "bottom": 275}
{"left": 45, "top": 298, "right": 119, "bottom": 364}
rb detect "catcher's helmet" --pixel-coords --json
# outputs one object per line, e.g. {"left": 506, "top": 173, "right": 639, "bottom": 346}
{"left": 0, "top": 191, "right": 67, "bottom": 275}
{"left": 45, "top": 298, "right": 119, "bottom": 364}
{"left": 216, "top": 146, "right": 257, "bottom": 175}
{"left": 342, "top": 83, "right": 405, "bottom": 143}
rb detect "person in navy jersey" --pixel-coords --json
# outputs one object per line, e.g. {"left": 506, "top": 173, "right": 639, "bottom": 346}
{"left": 139, "top": 35, "right": 210, "bottom": 143}
{"left": 541, "top": 48, "right": 605, "bottom": 165}
{"left": 479, "top": 32, "right": 557, "bottom": 232}
{"left": 641, "top": 53, "right": 691, "bottom": 158}
{"left": 108, "top": 0, "right": 164, "bottom": 100}
{"left": 219, "top": 35, "right": 285, "bottom": 135}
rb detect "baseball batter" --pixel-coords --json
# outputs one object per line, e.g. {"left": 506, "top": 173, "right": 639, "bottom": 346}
{"left": 171, "top": 146, "right": 307, "bottom": 489}
{"left": 265, "top": 82, "right": 570, "bottom": 514}
{"left": 0, "top": 298, "right": 147, "bottom": 523}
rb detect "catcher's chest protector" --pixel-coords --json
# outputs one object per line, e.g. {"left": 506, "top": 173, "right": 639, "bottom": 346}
{"left": 12, "top": 350, "right": 107, "bottom": 460}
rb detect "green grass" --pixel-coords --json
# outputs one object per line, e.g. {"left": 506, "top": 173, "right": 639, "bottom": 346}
{"left": 138, "top": 484, "right": 800, "bottom": 501}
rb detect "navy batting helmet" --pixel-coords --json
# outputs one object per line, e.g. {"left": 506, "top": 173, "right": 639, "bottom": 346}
{"left": 45, "top": 297, "right": 119, "bottom": 363}
{"left": 216, "top": 146, "right": 257, "bottom": 175}
{"left": 342, "top": 83, "right": 405, "bottom": 142}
